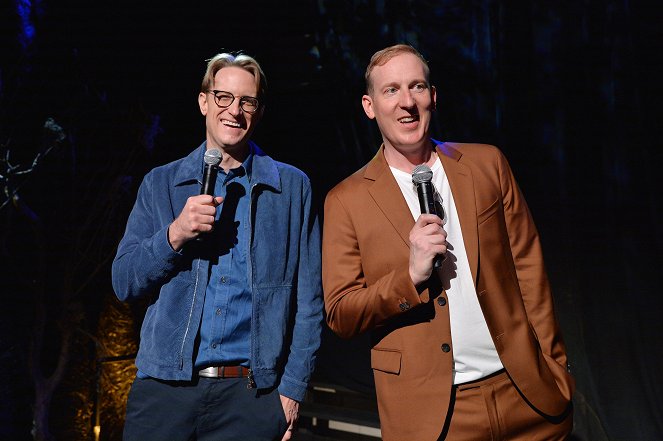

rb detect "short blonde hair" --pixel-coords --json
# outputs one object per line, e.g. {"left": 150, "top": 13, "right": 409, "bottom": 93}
{"left": 201, "top": 52, "right": 267, "bottom": 99}
{"left": 365, "top": 44, "right": 430, "bottom": 94}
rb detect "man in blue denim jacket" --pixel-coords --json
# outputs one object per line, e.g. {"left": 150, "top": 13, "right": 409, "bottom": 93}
{"left": 112, "top": 52, "right": 322, "bottom": 441}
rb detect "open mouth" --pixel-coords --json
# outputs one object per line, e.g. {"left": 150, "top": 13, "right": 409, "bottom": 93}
{"left": 222, "top": 119, "right": 242, "bottom": 128}
{"left": 398, "top": 115, "right": 419, "bottom": 124}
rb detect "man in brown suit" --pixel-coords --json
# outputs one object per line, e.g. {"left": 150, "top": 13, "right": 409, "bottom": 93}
{"left": 322, "top": 44, "right": 574, "bottom": 440}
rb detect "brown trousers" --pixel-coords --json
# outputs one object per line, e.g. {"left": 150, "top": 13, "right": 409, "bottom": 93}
{"left": 441, "top": 370, "right": 573, "bottom": 440}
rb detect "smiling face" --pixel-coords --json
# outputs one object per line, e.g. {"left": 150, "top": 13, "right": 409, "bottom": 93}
{"left": 362, "top": 52, "right": 436, "bottom": 157}
{"left": 198, "top": 66, "right": 262, "bottom": 155}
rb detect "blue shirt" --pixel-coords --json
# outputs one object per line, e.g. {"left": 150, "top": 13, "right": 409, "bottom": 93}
{"left": 195, "top": 153, "right": 253, "bottom": 369}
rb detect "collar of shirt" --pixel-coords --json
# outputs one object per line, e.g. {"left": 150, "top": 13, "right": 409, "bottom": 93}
{"left": 218, "top": 147, "right": 254, "bottom": 184}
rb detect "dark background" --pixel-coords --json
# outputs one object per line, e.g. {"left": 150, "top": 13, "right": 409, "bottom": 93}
{"left": 1, "top": 1, "right": 662, "bottom": 440}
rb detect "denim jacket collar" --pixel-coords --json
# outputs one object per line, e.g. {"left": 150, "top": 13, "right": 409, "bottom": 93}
{"left": 172, "top": 141, "right": 281, "bottom": 193}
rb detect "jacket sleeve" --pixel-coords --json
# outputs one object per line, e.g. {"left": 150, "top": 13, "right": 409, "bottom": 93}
{"left": 497, "top": 150, "right": 569, "bottom": 371}
{"left": 277, "top": 179, "right": 324, "bottom": 402}
{"left": 322, "top": 187, "right": 425, "bottom": 339}
{"left": 111, "top": 172, "right": 186, "bottom": 302}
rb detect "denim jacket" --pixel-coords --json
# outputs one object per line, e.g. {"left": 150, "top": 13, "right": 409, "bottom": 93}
{"left": 111, "top": 142, "right": 322, "bottom": 401}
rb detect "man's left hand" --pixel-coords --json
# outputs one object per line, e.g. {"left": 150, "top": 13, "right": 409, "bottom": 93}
{"left": 280, "top": 395, "right": 299, "bottom": 440}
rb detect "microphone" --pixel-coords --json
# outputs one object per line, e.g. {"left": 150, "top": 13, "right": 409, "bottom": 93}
{"left": 196, "top": 148, "right": 222, "bottom": 242}
{"left": 412, "top": 164, "right": 444, "bottom": 268}
{"left": 201, "top": 148, "right": 222, "bottom": 195}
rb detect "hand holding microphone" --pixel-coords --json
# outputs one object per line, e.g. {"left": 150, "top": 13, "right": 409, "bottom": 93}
{"left": 409, "top": 164, "right": 446, "bottom": 285}
{"left": 168, "top": 149, "right": 223, "bottom": 250}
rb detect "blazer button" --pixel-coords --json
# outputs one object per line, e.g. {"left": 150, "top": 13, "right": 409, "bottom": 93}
{"left": 441, "top": 343, "right": 451, "bottom": 353}
{"left": 437, "top": 297, "right": 447, "bottom": 307}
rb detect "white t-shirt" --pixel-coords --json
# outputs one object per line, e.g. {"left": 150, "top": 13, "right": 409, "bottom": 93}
{"left": 390, "top": 157, "right": 503, "bottom": 384}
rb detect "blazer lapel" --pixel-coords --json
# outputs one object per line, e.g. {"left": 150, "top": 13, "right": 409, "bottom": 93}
{"left": 437, "top": 142, "right": 479, "bottom": 285}
{"left": 365, "top": 147, "right": 414, "bottom": 248}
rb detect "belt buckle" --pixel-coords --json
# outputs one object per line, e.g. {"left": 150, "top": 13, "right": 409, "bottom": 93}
{"left": 198, "top": 366, "right": 220, "bottom": 378}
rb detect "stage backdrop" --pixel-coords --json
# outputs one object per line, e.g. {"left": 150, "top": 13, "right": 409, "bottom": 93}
{"left": 1, "top": 1, "right": 661, "bottom": 440}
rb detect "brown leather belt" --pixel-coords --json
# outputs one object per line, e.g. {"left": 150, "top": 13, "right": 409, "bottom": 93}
{"left": 198, "top": 366, "right": 249, "bottom": 378}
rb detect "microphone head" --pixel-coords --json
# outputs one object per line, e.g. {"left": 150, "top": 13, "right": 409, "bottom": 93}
{"left": 204, "top": 148, "right": 223, "bottom": 166}
{"left": 412, "top": 164, "right": 433, "bottom": 184}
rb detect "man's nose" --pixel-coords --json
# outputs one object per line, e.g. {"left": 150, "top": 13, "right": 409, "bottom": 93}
{"left": 227, "top": 99, "right": 243, "bottom": 116}
{"left": 399, "top": 90, "right": 415, "bottom": 108}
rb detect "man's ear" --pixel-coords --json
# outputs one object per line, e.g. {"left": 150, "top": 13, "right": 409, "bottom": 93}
{"left": 431, "top": 85, "right": 437, "bottom": 111}
{"left": 198, "top": 92, "right": 208, "bottom": 116}
{"left": 362, "top": 94, "right": 375, "bottom": 119}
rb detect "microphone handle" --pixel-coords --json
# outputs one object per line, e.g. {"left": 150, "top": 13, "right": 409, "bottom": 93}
{"left": 196, "top": 163, "right": 219, "bottom": 242}
{"left": 417, "top": 181, "right": 444, "bottom": 268}
{"left": 200, "top": 163, "right": 218, "bottom": 195}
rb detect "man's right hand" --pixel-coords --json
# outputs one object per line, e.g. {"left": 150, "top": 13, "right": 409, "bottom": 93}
{"left": 409, "top": 213, "right": 447, "bottom": 286}
{"left": 168, "top": 195, "right": 223, "bottom": 251}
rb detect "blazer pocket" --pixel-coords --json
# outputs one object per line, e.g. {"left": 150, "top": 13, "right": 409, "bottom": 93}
{"left": 477, "top": 197, "right": 500, "bottom": 225}
{"left": 371, "top": 348, "right": 402, "bottom": 375}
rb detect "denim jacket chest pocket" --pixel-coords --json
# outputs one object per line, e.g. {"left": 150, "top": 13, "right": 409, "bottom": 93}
{"left": 250, "top": 189, "right": 301, "bottom": 288}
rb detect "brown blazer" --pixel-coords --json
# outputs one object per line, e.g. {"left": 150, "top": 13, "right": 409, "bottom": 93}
{"left": 322, "top": 142, "right": 574, "bottom": 441}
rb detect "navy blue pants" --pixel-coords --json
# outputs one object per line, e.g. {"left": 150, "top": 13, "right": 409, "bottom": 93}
{"left": 123, "top": 376, "right": 288, "bottom": 441}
